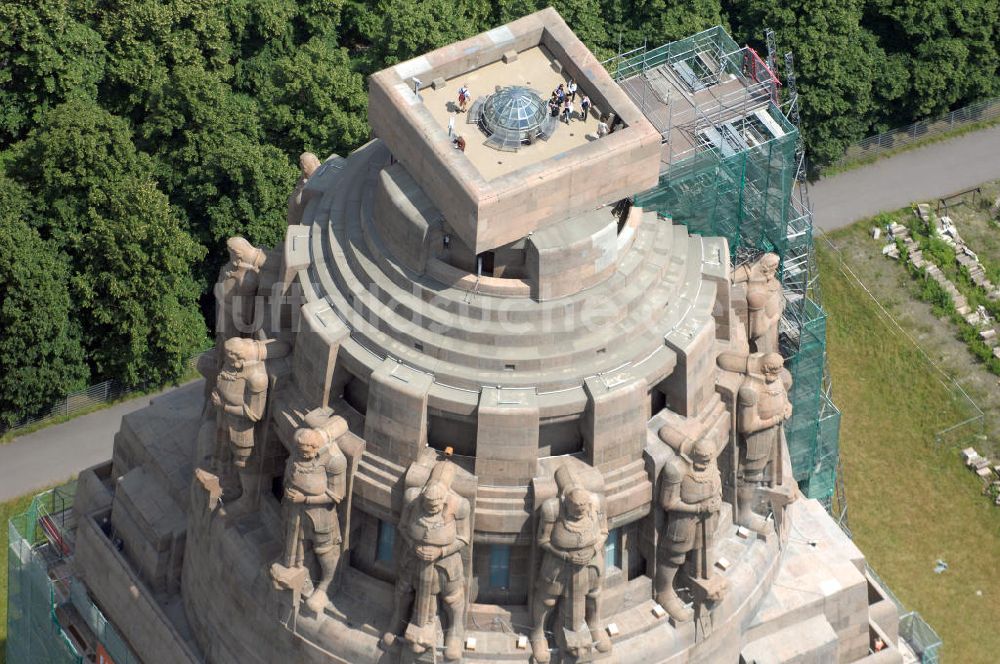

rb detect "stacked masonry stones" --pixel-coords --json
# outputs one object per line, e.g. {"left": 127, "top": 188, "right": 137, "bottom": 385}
{"left": 888, "top": 208, "right": 1000, "bottom": 358}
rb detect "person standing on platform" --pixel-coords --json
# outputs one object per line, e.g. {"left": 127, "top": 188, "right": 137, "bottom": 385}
{"left": 458, "top": 84, "right": 470, "bottom": 112}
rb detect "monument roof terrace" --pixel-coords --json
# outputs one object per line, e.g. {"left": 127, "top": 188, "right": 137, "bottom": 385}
{"left": 367, "top": 8, "right": 661, "bottom": 254}
{"left": 419, "top": 46, "right": 595, "bottom": 180}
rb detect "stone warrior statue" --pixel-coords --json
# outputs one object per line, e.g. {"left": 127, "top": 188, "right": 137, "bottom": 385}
{"left": 736, "top": 352, "right": 793, "bottom": 532}
{"left": 270, "top": 419, "right": 348, "bottom": 614}
{"left": 655, "top": 434, "right": 726, "bottom": 623}
{"left": 733, "top": 252, "right": 783, "bottom": 354}
{"left": 211, "top": 337, "right": 269, "bottom": 512}
{"left": 215, "top": 236, "right": 266, "bottom": 342}
{"left": 287, "top": 152, "right": 322, "bottom": 225}
{"left": 530, "top": 466, "right": 611, "bottom": 664}
{"left": 381, "top": 461, "right": 470, "bottom": 662}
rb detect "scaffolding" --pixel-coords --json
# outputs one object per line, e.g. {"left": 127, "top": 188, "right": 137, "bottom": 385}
{"left": 6, "top": 483, "right": 139, "bottom": 664}
{"left": 613, "top": 26, "right": 839, "bottom": 505}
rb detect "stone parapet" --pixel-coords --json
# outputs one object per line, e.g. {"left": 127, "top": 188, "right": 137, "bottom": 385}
{"left": 367, "top": 8, "right": 660, "bottom": 253}
{"left": 75, "top": 513, "right": 202, "bottom": 664}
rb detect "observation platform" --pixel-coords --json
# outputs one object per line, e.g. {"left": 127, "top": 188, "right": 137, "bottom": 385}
{"left": 368, "top": 8, "right": 662, "bottom": 253}
{"left": 419, "top": 46, "right": 594, "bottom": 180}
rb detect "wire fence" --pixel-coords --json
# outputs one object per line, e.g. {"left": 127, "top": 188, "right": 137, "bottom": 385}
{"left": 830, "top": 96, "right": 1000, "bottom": 170}
{"left": 0, "top": 350, "right": 211, "bottom": 438}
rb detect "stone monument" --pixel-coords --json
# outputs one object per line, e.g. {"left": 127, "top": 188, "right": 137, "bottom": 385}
{"left": 530, "top": 466, "right": 611, "bottom": 663}
{"left": 63, "top": 10, "right": 904, "bottom": 664}
{"left": 736, "top": 352, "right": 794, "bottom": 533}
{"left": 381, "top": 459, "right": 471, "bottom": 662}
{"left": 215, "top": 237, "right": 266, "bottom": 342}
{"left": 270, "top": 418, "right": 348, "bottom": 614}
{"left": 733, "top": 253, "right": 783, "bottom": 354}
{"left": 288, "top": 152, "right": 322, "bottom": 225}
{"left": 655, "top": 427, "right": 727, "bottom": 623}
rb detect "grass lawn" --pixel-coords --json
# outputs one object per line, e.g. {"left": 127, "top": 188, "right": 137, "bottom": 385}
{"left": 0, "top": 492, "right": 37, "bottom": 664}
{"left": 819, "top": 237, "right": 1000, "bottom": 663}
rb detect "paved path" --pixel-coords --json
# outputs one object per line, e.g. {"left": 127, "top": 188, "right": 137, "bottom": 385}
{"left": 811, "top": 124, "right": 1000, "bottom": 231}
{"left": 0, "top": 382, "right": 200, "bottom": 503}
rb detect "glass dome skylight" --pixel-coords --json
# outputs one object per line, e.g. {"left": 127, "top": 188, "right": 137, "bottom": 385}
{"left": 472, "top": 86, "right": 557, "bottom": 151}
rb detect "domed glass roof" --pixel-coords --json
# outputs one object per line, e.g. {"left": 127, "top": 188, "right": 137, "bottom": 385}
{"left": 473, "top": 86, "right": 557, "bottom": 151}
{"left": 480, "top": 86, "right": 547, "bottom": 134}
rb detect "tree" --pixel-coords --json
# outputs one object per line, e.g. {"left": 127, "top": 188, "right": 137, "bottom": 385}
{"left": 729, "top": 0, "right": 883, "bottom": 170}
{"left": 0, "top": 176, "right": 88, "bottom": 426}
{"left": 9, "top": 98, "right": 209, "bottom": 386}
{"left": 550, "top": 0, "right": 610, "bottom": 53}
{"left": 601, "top": 0, "right": 725, "bottom": 52}
{"left": 0, "top": 0, "right": 107, "bottom": 144}
{"left": 237, "top": 36, "right": 369, "bottom": 158}
{"left": 130, "top": 62, "right": 295, "bottom": 253}
{"left": 70, "top": 176, "right": 209, "bottom": 385}
{"left": 95, "top": 0, "right": 236, "bottom": 119}
{"left": 491, "top": 0, "right": 546, "bottom": 26}
{"left": 344, "top": 0, "right": 490, "bottom": 69}
{"left": 8, "top": 97, "right": 157, "bottom": 244}
{"left": 863, "top": 0, "right": 999, "bottom": 124}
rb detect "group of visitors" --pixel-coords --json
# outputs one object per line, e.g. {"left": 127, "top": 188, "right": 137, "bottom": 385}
{"left": 549, "top": 80, "right": 591, "bottom": 124}
{"left": 451, "top": 76, "right": 610, "bottom": 146}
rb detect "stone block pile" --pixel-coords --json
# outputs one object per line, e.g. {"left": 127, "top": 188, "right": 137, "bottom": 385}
{"left": 881, "top": 207, "right": 1000, "bottom": 358}
{"left": 932, "top": 215, "right": 1000, "bottom": 302}
{"left": 961, "top": 447, "right": 1000, "bottom": 506}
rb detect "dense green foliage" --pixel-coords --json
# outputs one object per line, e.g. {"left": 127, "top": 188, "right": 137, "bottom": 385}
{"left": 0, "top": 178, "right": 88, "bottom": 427}
{"left": 0, "top": 0, "right": 997, "bottom": 424}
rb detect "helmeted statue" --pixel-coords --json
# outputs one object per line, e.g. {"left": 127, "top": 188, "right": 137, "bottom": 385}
{"left": 733, "top": 253, "right": 783, "bottom": 354}
{"left": 381, "top": 460, "right": 470, "bottom": 662}
{"left": 287, "top": 152, "right": 322, "bottom": 225}
{"left": 271, "top": 419, "right": 348, "bottom": 614}
{"left": 216, "top": 236, "right": 265, "bottom": 342}
{"left": 655, "top": 435, "right": 725, "bottom": 622}
{"left": 211, "top": 337, "right": 269, "bottom": 511}
{"left": 530, "top": 466, "right": 611, "bottom": 664}
{"left": 736, "top": 352, "right": 793, "bottom": 532}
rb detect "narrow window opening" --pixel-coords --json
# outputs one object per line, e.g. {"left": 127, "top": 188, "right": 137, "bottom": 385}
{"left": 489, "top": 545, "right": 511, "bottom": 589}
{"left": 605, "top": 528, "right": 622, "bottom": 569}
{"left": 376, "top": 520, "right": 395, "bottom": 563}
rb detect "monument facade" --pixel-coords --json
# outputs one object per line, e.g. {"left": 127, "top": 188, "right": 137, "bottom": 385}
{"left": 63, "top": 9, "right": 906, "bottom": 664}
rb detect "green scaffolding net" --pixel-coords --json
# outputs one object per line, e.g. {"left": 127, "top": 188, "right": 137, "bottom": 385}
{"left": 626, "top": 28, "right": 837, "bottom": 505}
{"left": 7, "top": 486, "right": 83, "bottom": 664}
{"left": 632, "top": 109, "right": 800, "bottom": 269}
{"left": 6, "top": 484, "right": 139, "bottom": 664}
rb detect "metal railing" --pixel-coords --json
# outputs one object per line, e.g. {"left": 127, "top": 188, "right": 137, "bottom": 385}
{"left": 0, "top": 350, "right": 211, "bottom": 437}
{"left": 830, "top": 96, "right": 1000, "bottom": 170}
